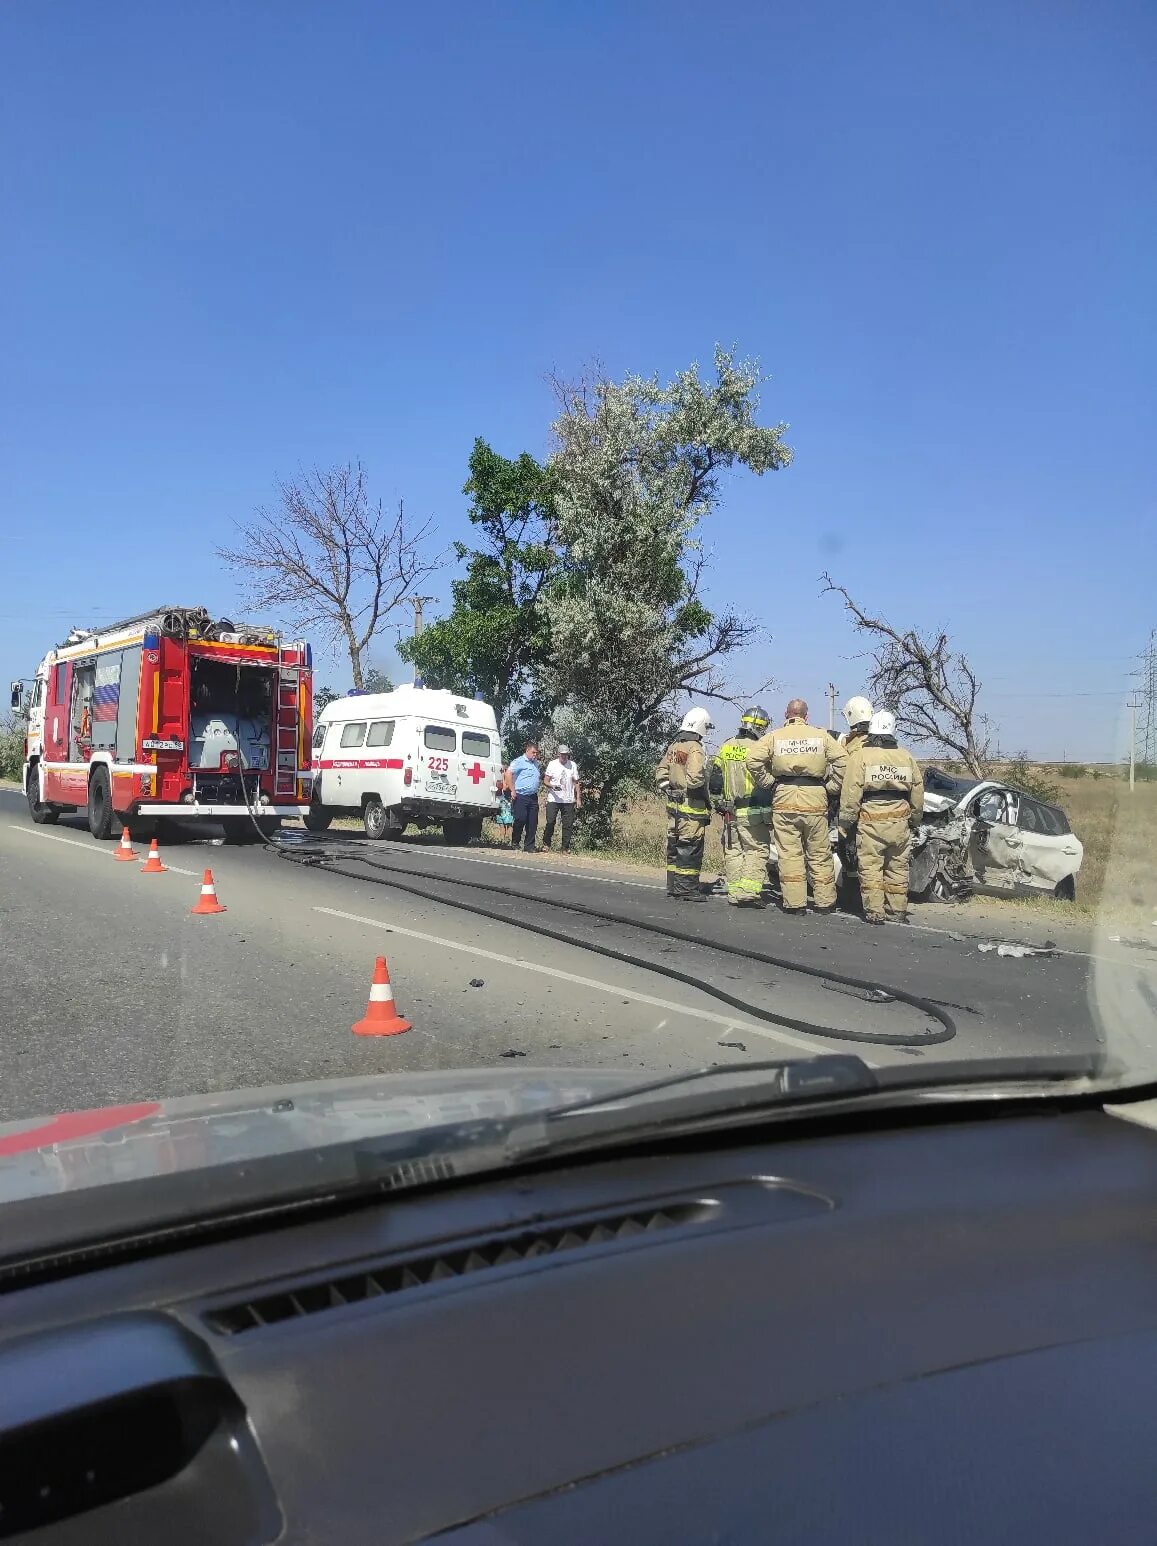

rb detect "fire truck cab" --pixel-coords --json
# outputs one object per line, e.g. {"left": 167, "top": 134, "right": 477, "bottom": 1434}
{"left": 20, "top": 606, "right": 314, "bottom": 844}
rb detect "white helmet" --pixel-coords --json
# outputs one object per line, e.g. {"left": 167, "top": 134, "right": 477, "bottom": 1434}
{"left": 843, "top": 695, "right": 873, "bottom": 728}
{"left": 869, "top": 710, "right": 896, "bottom": 737}
{"left": 680, "top": 706, "right": 714, "bottom": 737}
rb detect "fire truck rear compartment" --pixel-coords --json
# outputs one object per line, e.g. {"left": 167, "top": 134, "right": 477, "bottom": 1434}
{"left": 185, "top": 659, "right": 274, "bottom": 815}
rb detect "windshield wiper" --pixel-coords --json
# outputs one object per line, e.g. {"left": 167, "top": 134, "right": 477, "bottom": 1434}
{"left": 341, "top": 1055, "right": 878, "bottom": 1182}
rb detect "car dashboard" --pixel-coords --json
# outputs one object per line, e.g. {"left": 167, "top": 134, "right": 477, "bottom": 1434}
{"left": 3, "top": 1100, "right": 1157, "bottom": 1543}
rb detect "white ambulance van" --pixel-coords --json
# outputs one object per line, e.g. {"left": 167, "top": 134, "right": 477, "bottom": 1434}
{"left": 305, "top": 684, "right": 503, "bottom": 842}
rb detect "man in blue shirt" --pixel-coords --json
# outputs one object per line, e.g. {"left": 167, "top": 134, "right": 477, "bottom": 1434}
{"left": 504, "top": 742, "right": 542, "bottom": 852}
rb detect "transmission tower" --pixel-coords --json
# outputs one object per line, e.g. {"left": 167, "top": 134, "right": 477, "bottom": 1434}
{"left": 1136, "top": 630, "right": 1157, "bottom": 767}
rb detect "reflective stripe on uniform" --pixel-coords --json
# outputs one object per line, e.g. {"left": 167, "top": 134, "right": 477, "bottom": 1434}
{"left": 666, "top": 804, "right": 710, "bottom": 820}
{"left": 666, "top": 864, "right": 701, "bottom": 876}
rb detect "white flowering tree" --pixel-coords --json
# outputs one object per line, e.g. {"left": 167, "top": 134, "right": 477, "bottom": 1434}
{"left": 542, "top": 348, "right": 792, "bottom": 837}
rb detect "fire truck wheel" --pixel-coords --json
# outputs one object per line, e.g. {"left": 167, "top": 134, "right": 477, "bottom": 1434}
{"left": 87, "top": 768, "right": 115, "bottom": 840}
{"left": 26, "top": 766, "right": 59, "bottom": 825}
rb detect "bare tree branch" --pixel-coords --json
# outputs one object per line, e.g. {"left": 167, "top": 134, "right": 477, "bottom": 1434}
{"left": 218, "top": 462, "right": 441, "bottom": 689}
{"left": 820, "top": 573, "right": 991, "bottom": 776}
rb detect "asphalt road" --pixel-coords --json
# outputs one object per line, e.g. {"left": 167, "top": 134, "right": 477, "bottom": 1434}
{"left": 2, "top": 786, "right": 1155, "bottom": 1122}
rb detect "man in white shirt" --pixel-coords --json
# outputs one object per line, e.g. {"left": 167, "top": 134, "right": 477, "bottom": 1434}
{"left": 542, "top": 744, "right": 581, "bottom": 851}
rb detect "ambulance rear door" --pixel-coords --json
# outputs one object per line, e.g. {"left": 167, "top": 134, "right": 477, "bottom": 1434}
{"left": 455, "top": 721, "right": 501, "bottom": 810}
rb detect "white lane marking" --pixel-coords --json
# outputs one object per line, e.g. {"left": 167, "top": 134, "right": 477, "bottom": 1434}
{"left": 313, "top": 905, "right": 844, "bottom": 1058}
{"left": 6, "top": 825, "right": 198, "bottom": 876}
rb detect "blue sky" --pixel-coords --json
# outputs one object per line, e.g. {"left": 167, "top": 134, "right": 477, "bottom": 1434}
{"left": 2, "top": 0, "right": 1153, "bottom": 760}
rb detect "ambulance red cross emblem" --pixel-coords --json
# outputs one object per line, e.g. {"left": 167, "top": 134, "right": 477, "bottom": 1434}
{"left": 466, "top": 761, "right": 485, "bottom": 784}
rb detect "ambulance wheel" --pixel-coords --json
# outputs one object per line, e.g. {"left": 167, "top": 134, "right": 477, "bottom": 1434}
{"left": 303, "top": 799, "right": 332, "bottom": 833}
{"left": 26, "top": 765, "right": 59, "bottom": 825}
{"left": 363, "top": 796, "right": 389, "bottom": 840}
{"left": 87, "top": 767, "right": 114, "bottom": 840}
{"left": 442, "top": 818, "right": 471, "bottom": 845}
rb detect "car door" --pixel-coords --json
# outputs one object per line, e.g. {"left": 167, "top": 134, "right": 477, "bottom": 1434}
{"left": 966, "top": 789, "right": 1023, "bottom": 892}
{"left": 1007, "top": 796, "right": 1084, "bottom": 892}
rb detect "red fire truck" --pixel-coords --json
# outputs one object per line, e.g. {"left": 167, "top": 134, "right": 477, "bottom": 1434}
{"left": 16, "top": 605, "right": 314, "bottom": 843}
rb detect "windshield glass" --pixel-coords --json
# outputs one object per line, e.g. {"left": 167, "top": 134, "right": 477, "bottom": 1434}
{"left": 1, "top": 4, "right": 1154, "bottom": 1235}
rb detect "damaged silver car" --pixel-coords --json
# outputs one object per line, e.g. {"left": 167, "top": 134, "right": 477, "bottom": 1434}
{"left": 909, "top": 773, "right": 1084, "bottom": 902}
{"left": 765, "top": 769, "right": 1084, "bottom": 906}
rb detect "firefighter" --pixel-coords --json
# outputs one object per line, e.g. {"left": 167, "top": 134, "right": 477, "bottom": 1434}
{"left": 709, "top": 706, "right": 772, "bottom": 908}
{"left": 746, "top": 699, "right": 846, "bottom": 915}
{"left": 656, "top": 706, "right": 714, "bottom": 902}
{"left": 838, "top": 709, "right": 924, "bottom": 925}
{"left": 839, "top": 695, "right": 873, "bottom": 752}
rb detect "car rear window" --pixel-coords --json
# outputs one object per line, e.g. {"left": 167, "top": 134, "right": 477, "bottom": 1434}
{"left": 424, "top": 725, "right": 456, "bottom": 751}
{"left": 340, "top": 722, "right": 367, "bottom": 748}
{"left": 366, "top": 720, "right": 394, "bottom": 748}
{"left": 1019, "top": 797, "right": 1070, "bottom": 836}
{"left": 462, "top": 731, "right": 491, "bottom": 757}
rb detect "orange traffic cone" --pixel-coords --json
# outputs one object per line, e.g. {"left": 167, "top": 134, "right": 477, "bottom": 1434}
{"left": 140, "top": 838, "right": 168, "bottom": 874}
{"left": 191, "top": 869, "right": 226, "bottom": 915}
{"left": 114, "top": 827, "right": 137, "bottom": 862}
{"left": 352, "top": 955, "right": 412, "bottom": 1037}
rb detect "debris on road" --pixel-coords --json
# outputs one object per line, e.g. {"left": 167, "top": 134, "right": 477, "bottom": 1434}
{"left": 822, "top": 981, "right": 896, "bottom": 1004}
{"left": 717, "top": 1040, "right": 747, "bottom": 1052}
{"left": 468, "top": 978, "right": 485, "bottom": 988}
{"left": 500, "top": 1048, "right": 527, "bottom": 1059}
{"left": 978, "top": 939, "right": 1057, "bottom": 959}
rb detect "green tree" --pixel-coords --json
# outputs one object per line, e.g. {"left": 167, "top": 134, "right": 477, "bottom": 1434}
{"left": 314, "top": 685, "right": 339, "bottom": 713}
{"left": 400, "top": 439, "right": 559, "bottom": 728}
{"left": 363, "top": 667, "right": 395, "bottom": 694}
{"left": 542, "top": 348, "right": 792, "bottom": 836}
{"left": 0, "top": 711, "right": 25, "bottom": 782}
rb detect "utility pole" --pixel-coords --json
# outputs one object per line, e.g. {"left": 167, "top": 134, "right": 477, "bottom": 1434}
{"left": 826, "top": 682, "right": 839, "bottom": 733}
{"left": 407, "top": 596, "right": 434, "bottom": 638}
{"left": 406, "top": 596, "right": 435, "bottom": 686}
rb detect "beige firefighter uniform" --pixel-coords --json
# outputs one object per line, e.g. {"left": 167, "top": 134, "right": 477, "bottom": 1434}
{"left": 709, "top": 737, "right": 772, "bottom": 906}
{"left": 656, "top": 733, "right": 711, "bottom": 898}
{"left": 838, "top": 724, "right": 870, "bottom": 754}
{"left": 746, "top": 719, "right": 847, "bottom": 910}
{"left": 839, "top": 742, "right": 925, "bottom": 920}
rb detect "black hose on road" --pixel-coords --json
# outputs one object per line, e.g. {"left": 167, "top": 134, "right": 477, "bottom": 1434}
{"left": 263, "top": 835, "right": 958, "bottom": 1050}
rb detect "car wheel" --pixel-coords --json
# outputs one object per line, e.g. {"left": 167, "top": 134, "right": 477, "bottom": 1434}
{"left": 87, "top": 767, "right": 114, "bottom": 840}
{"left": 907, "top": 839, "right": 938, "bottom": 900}
{"left": 26, "top": 764, "right": 59, "bottom": 825}
{"left": 1054, "top": 874, "right": 1076, "bottom": 902}
{"left": 303, "top": 799, "right": 333, "bottom": 833}
{"left": 442, "top": 818, "right": 471, "bottom": 845}
{"left": 363, "top": 796, "right": 389, "bottom": 840}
